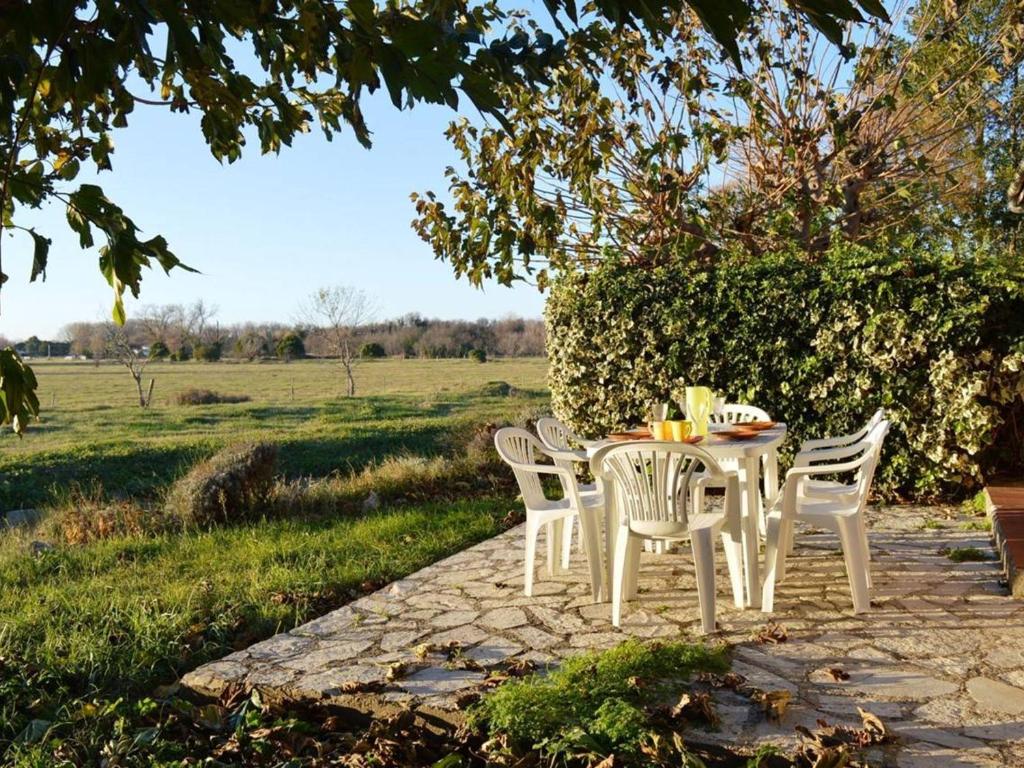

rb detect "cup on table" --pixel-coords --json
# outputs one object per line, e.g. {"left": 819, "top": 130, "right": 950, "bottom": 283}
{"left": 651, "top": 421, "right": 670, "bottom": 440}
{"left": 668, "top": 419, "right": 692, "bottom": 441}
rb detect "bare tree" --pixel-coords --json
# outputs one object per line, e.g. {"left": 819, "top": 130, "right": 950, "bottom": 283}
{"left": 138, "top": 304, "right": 184, "bottom": 347}
{"left": 104, "top": 323, "right": 154, "bottom": 407}
{"left": 299, "top": 286, "right": 375, "bottom": 396}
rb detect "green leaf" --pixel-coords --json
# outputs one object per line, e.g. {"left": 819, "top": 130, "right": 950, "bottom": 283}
{"left": 28, "top": 229, "right": 50, "bottom": 282}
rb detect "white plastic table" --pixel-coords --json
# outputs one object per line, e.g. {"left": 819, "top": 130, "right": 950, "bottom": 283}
{"left": 587, "top": 423, "right": 785, "bottom": 608}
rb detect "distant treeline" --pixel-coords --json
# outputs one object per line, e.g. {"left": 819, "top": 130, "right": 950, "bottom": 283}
{"left": 10, "top": 304, "right": 545, "bottom": 361}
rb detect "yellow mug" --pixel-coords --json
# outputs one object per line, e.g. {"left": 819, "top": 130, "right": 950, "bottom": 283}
{"left": 651, "top": 421, "right": 670, "bottom": 440}
{"left": 669, "top": 420, "right": 692, "bottom": 441}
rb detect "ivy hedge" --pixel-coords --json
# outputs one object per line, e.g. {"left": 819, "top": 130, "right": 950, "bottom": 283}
{"left": 545, "top": 245, "right": 1024, "bottom": 500}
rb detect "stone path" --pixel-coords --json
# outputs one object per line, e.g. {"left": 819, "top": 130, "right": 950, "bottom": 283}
{"left": 183, "top": 505, "right": 1024, "bottom": 766}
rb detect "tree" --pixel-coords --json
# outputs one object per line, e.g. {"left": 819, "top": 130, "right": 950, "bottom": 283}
{"left": 413, "top": 2, "right": 1019, "bottom": 284}
{"left": 300, "top": 286, "right": 375, "bottom": 396}
{"left": 149, "top": 340, "right": 170, "bottom": 360}
{"left": 360, "top": 342, "right": 387, "bottom": 359}
{"left": 0, "top": 0, "right": 887, "bottom": 434}
{"left": 104, "top": 324, "right": 154, "bottom": 408}
{"left": 276, "top": 333, "right": 306, "bottom": 361}
{"left": 235, "top": 331, "right": 270, "bottom": 361}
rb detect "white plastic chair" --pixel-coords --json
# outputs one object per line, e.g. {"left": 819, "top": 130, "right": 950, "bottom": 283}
{"left": 709, "top": 403, "right": 772, "bottom": 425}
{"left": 494, "top": 427, "right": 604, "bottom": 600}
{"left": 591, "top": 441, "right": 744, "bottom": 634}
{"left": 799, "top": 409, "right": 885, "bottom": 453}
{"left": 761, "top": 420, "right": 890, "bottom": 614}
{"left": 535, "top": 416, "right": 601, "bottom": 564}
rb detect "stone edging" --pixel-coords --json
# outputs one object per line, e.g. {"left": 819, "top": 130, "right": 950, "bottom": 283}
{"left": 986, "top": 482, "right": 1024, "bottom": 598}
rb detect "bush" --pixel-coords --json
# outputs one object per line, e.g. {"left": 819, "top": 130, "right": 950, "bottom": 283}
{"left": 276, "top": 332, "right": 305, "bottom": 360}
{"left": 468, "top": 348, "right": 487, "bottom": 363}
{"left": 546, "top": 244, "right": 1024, "bottom": 499}
{"left": 477, "top": 380, "right": 516, "bottom": 397}
{"left": 175, "top": 388, "right": 251, "bottom": 406}
{"left": 193, "top": 342, "right": 222, "bottom": 362}
{"left": 360, "top": 342, "right": 387, "bottom": 358}
{"left": 170, "top": 346, "right": 192, "bottom": 361}
{"left": 165, "top": 443, "right": 278, "bottom": 528}
{"left": 148, "top": 341, "right": 170, "bottom": 360}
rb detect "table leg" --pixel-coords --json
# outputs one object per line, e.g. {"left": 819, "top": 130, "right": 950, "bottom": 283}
{"left": 600, "top": 478, "right": 616, "bottom": 603}
{"left": 742, "top": 455, "right": 762, "bottom": 608}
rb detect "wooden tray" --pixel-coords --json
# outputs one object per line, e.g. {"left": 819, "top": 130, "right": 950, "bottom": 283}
{"left": 741, "top": 420, "right": 777, "bottom": 431}
{"left": 608, "top": 428, "right": 652, "bottom": 441}
{"left": 716, "top": 428, "right": 761, "bottom": 440}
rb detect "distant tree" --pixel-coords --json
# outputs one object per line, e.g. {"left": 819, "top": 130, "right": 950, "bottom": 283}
{"left": 193, "top": 342, "right": 223, "bottom": 362}
{"left": 149, "top": 341, "right": 170, "bottom": 360}
{"left": 235, "top": 331, "right": 269, "bottom": 361}
{"left": 276, "top": 333, "right": 306, "bottom": 361}
{"left": 299, "top": 286, "right": 375, "bottom": 396}
{"left": 104, "top": 324, "right": 154, "bottom": 408}
{"left": 171, "top": 346, "right": 193, "bottom": 362}
{"left": 468, "top": 348, "right": 487, "bottom": 363}
{"left": 360, "top": 342, "right": 387, "bottom": 359}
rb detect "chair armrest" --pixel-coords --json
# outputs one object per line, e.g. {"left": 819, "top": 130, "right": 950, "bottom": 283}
{"left": 800, "top": 427, "right": 867, "bottom": 452}
{"left": 793, "top": 441, "right": 868, "bottom": 467}
{"left": 786, "top": 451, "right": 872, "bottom": 480}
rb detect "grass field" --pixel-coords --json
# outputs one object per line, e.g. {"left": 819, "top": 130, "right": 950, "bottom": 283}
{"left": 0, "top": 357, "right": 549, "bottom": 764}
{"left": 0, "top": 357, "right": 549, "bottom": 509}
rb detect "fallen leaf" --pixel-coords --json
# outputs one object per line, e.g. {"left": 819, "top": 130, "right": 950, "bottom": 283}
{"left": 755, "top": 689, "right": 791, "bottom": 722}
{"left": 755, "top": 620, "right": 788, "bottom": 644}
{"left": 386, "top": 662, "right": 410, "bottom": 682}
{"left": 827, "top": 667, "right": 850, "bottom": 682}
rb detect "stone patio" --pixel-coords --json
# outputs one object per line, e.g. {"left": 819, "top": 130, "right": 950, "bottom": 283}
{"left": 183, "top": 505, "right": 1024, "bottom": 766}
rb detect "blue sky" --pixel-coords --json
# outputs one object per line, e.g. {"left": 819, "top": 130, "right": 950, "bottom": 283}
{"left": 2, "top": 88, "right": 545, "bottom": 340}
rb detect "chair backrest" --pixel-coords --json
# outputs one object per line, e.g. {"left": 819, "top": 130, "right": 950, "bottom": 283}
{"left": 494, "top": 427, "right": 556, "bottom": 510}
{"left": 591, "top": 441, "right": 725, "bottom": 538}
{"left": 856, "top": 419, "right": 891, "bottom": 503}
{"left": 710, "top": 403, "right": 771, "bottom": 424}
{"left": 536, "top": 417, "right": 576, "bottom": 452}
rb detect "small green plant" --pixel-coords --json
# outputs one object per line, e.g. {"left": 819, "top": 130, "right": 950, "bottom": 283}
{"left": 920, "top": 518, "right": 943, "bottom": 530}
{"left": 961, "top": 490, "right": 988, "bottom": 516}
{"left": 959, "top": 518, "right": 992, "bottom": 532}
{"left": 471, "top": 639, "right": 728, "bottom": 762}
{"left": 944, "top": 546, "right": 993, "bottom": 562}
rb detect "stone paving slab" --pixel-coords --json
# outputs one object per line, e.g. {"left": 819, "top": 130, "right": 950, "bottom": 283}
{"left": 183, "top": 505, "right": 1024, "bottom": 764}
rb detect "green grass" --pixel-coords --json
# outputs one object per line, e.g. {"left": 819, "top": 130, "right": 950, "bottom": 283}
{"left": 0, "top": 358, "right": 548, "bottom": 509}
{"left": 958, "top": 517, "right": 992, "bottom": 532}
{"left": 0, "top": 358, "right": 549, "bottom": 762}
{"left": 473, "top": 639, "right": 729, "bottom": 763}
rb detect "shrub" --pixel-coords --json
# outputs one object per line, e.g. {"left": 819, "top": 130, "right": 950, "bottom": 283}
{"left": 165, "top": 443, "right": 278, "bottom": 528}
{"left": 468, "top": 348, "right": 487, "bottom": 363}
{"left": 546, "top": 244, "right": 1024, "bottom": 499}
{"left": 170, "top": 346, "right": 192, "bottom": 361}
{"left": 175, "top": 388, "right": 251, "bottom": 406}
{"left": 148, "top": 341, "right": 170, "bottom": 360}
{"left": 360, "top": 342, "right": 387, "bottom": 359}
{"left": 477, "top": 380, "right": 515, "bottom": 397}
{"left": 276, "top": 332, "right": 305, "bottom": 360}
{"left": 193, "top": 342, "right": 222, "bottom": 362}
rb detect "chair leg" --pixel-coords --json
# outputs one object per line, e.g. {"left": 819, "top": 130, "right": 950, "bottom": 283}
{"left": 524, "top": 518, "right": 540, "bottom": 597}
{"left": 857, "top": 513, "right": 872, "bottom": 589}
{"left": 777, "top": 518, "right": 794, "bottom": 581}
{"left": 547, "top": 518, "right": 566, "bottom": 575}
{"left": 625, "top": 535, "right": 643, "bottom": 600}
{"left": 760, "top": 515, "right": 786, "bottom": 613}
{"left": 837, "top": 516, "right": 871, "bottom": 614}
{"left": 720, "top": 530, "right": 745, "bottom": 609}
{"left": 561, "top": 514, "right": 574, "bottom": 570}
{"left": 692, "top": 528, "right": 717, "bottom": 634}
{"left": 611, "top": 529, "right": 631, "bottom": 627}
